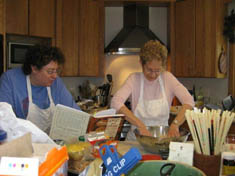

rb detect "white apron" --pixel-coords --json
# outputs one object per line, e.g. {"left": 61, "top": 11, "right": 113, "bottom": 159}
{"left": 26, "top": 76, "right": 55, "bottom": 134}
{"left": 126, "top": 73, "right": 170, "bottom": 140}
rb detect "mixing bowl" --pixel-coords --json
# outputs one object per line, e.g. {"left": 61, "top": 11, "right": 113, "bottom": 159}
{"left": 134, "top": 126, "right": 190, "bottom": 158}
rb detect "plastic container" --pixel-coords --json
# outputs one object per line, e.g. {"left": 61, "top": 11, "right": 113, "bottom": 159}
{"left": 39, "top": 146, "right": 68, "bottom": 176}
{"left": 0, "top": 129, "right": 7, "bottom": 144}
{"left": 222, "top": 152, "right": 235, "bottom": 175}
{"left": 141, "top": 154, "right": 162, "bottom": 161}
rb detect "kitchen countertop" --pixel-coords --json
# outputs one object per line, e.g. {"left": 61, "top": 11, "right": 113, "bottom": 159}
{"left": 117, "top": 141, "right": 151, "bottom": 156}
{"left": 68, "top": 141, "right": 235, "bottom": 176}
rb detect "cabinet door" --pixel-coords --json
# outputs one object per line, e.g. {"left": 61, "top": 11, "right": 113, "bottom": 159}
{"left": 5, "top": 0, "right": 29, "bottom": 35}
{"left": 195, "top": 0, "right": 226, "bottom": 78}
{"left": 0, "top": 0, "right": 4, "bottom": 34}
{"left": 229, "top": 43, "right": 235, "bottom": 96}
{"left": 174, "top": 0, "right": 196, "bottom": 77}
{"left": 56, "top": 0, "right": 79, "bottom": 76}
{"left": 77, "top": 0, "right": 104, "bottom": 76}
{"left": 29, "top": 0, "right": 55, "bottom": 38}
{"left": 56, "top": 0, "right": 104, "bottom": 77}
{"left": 173, "top": 0, "right": 226, "bottom": 78}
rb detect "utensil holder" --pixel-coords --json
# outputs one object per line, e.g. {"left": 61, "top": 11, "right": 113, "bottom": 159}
{"left": 193, "top": 152, "right": 221, "bottom": 176}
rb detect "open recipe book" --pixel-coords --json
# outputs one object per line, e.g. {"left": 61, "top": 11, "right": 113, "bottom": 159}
{"left": 49, "top": 104, "right": 125, "bottom": 143}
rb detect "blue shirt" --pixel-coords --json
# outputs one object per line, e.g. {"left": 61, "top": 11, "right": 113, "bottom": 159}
{"left": 0, "top": 68, "right": 80, "bottom": 118}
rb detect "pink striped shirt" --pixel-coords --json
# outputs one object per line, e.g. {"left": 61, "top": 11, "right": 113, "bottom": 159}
{"left": 111, "top": 71, "right": 195, "bottom": 112}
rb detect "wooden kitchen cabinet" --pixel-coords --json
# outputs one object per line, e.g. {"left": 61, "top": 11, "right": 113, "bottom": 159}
{"left": 56, "top": 0, "right": 104, "bottom": 77}
{"left": 29, "top": 0, "right": 55, "bottom": 38}
{"left": 0, "top": 0, "right": 4, "bottom": 34}
{"left": 5, "top": 0, "right": 28, "bottom": 35}
{"left": 229, "top": 43, "right": 235, "bottom": 97}
{"left": 56, "top": 0, "right": 79, "bottom": 76}
{"left": 77, "top": 0, "right": 104, "bottom": 76}
{"left": 171, "top": 0, "right": 227, "bottom": 78}
{"left": 5, "top": 0, "right": 55, "bottom": 38}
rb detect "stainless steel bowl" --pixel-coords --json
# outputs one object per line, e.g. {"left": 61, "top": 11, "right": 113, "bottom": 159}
{"left": 134, "top": 126, "right": 190, "bottom": 156}
{"left": 147, "top": 126, "right": 170, "bottom": 137}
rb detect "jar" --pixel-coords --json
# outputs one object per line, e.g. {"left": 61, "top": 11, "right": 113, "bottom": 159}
{"left": 0, "top": 129, "right": 7, "bottom": 144}
{"left": 223, "top": 152, "right": 235, "bottom": 175}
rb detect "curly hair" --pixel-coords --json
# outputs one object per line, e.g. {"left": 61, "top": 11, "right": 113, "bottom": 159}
{"left": 139, "top": 40, "right": 168, "bottom": 67}
{"left": 22, "top": 45, "right": 65, "bottom": 75}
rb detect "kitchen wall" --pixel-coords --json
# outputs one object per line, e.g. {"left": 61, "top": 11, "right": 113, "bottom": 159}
{"left": 61, "top": 6, "right": 168, "bottom": 100}
{"left": 61, "top": 76, "right": 103, "bottom": 101}
{"left": 105, "top": 7, "right": 167, "bottom": 94}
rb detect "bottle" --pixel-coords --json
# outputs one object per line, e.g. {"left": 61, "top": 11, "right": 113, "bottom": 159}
{"left": 78, "top": 135, "right": 85, "bottom": 142}
{"left": 196, "top": 87, "right": 204, "bottom": 109}
{"left": 223, "top": 152, "right": 235, "bottom": 175}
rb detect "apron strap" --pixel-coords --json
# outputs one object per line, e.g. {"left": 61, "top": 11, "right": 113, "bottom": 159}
{"left": 26, "top": 75, "right": 54, "bottom": 105}
{"left": 139, "top": 73, "right": 144, "bottom": 102}
{"left": 158, "top": 75, "right": 169, "bottom": 107}
{"left": 26, "top": 76, "right": 33, "bottom": 103}
{"left": 46, "top": 87, "right": 54, "bottom": 105}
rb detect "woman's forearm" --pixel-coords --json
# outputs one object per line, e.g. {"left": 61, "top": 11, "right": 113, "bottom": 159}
{"left": 168, "top": 104, "right": 193, "bottom": 137}
{"left": 172, "top": 104, "right": 193, "bottom": 126}
{"left": 118, "top": 105, "right": 152, "bottom": 136}
{"left": 118, "top": 105, "right": 146, "bottom": 129}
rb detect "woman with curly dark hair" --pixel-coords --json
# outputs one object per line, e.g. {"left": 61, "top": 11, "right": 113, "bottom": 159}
{"left": 111, "top": 40, "right": 194, "bottom": 140}
{"left": 0, "top": 45, "right": 80, "bottom": 134}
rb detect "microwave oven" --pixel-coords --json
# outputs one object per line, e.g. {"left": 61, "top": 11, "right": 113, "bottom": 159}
{"left": 6, "top": 34, "right": 51, "bottom": 69}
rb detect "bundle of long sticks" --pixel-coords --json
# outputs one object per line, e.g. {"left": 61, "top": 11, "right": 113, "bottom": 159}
{"left": 185, "top": 108, "right": 234, "bottom": 155}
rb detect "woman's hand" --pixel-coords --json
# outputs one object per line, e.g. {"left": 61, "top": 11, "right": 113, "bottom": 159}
{"left": 168, "top": 124, "right": 180, "bottom": 137}
{"left": 138, "top": 126, "right": 152, "bottom": 136}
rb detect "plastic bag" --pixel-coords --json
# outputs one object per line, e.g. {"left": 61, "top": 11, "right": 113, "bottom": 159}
{"left": 0, "top": 102, "right": 54, "bottom": 144}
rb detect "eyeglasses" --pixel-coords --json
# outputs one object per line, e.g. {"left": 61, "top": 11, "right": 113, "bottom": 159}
{"left": 45, "top": 68, "right": 62, "bottom": 75}
{"left": 144, "top": 66, "right": 162, "bottom": 75}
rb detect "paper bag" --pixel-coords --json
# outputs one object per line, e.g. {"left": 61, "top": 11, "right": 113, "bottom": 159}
{"left": 0, "top": 133, "right": 33, "bottom": 157}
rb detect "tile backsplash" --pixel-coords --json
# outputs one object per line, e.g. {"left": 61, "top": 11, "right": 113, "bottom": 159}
{"left": 178, "top": 77, "right": 228, "bottom": 105}
{"left": 61, "top": 77, "right": 104, "bottom": 101}
{"left": 62, "top": 55, "right": 229, "bottom": 106}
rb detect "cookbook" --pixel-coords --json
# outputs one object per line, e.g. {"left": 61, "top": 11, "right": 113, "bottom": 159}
{"left": 49, "top": 104, "right": 125, "bottom": 143}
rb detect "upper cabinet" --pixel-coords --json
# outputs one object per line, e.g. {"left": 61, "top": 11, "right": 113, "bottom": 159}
{"left": 56, "top": 0, "right": 104, "bottom": 77}
{"left": 5, "top": 0, "right": 55, "bottom": 38}
{"left": 229, "top": 43, "right": 235, "bottom": 97}
{"left": 77, "top": 0, "right": 104, "bottom": 77}
{"left": 5, "top": 0, "right": 28, "bottom": 35}
{"left": 29, "top": 0, "right": 55, "bottom": 38}
{"left": 171, "top": 0, "right": 227, "bottom": 78}
{"left": 0, "top": 0, "right": 4, "bottom": 34}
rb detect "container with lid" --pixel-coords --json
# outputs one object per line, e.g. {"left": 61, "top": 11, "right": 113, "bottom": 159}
{"left": 223, "top": 152, "right": 235, "bottom": 175}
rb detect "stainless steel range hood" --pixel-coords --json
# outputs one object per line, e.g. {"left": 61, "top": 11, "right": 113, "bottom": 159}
{"left": 105, "top": 4, "right": 165, "bottom": 55}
